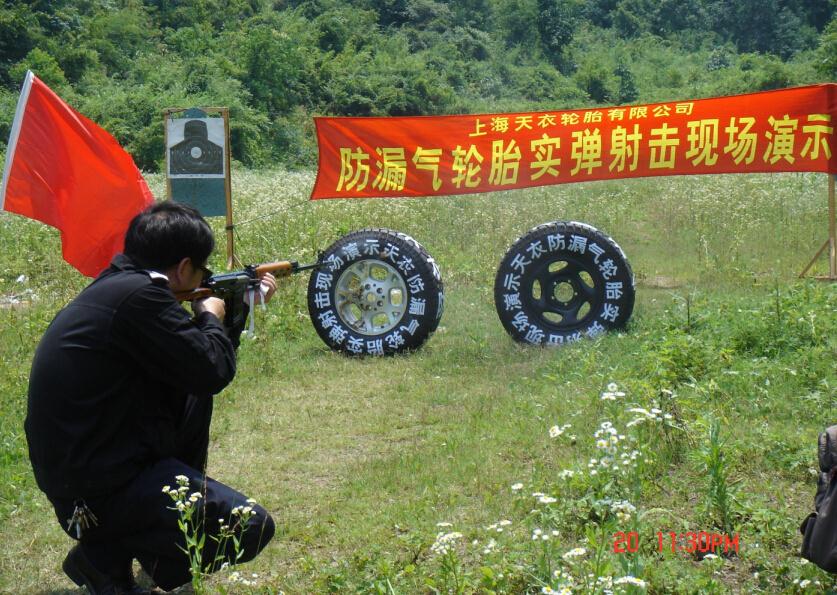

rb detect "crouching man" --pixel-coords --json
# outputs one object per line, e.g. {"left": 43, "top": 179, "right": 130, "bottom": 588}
{"left": 25, "top": 202, "right": 276, "bottom": 594}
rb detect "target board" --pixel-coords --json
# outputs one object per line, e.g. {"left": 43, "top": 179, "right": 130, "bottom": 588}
{"left": 165, "top": 108, "right": 230, "bottom": 217}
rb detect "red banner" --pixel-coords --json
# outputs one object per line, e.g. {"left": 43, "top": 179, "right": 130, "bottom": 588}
{"left": 311, "top": 84, "right": 837, "bottom": 200}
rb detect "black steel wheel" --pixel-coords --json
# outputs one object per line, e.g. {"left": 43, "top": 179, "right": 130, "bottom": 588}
{"left": 308, "top": 228, "right": 444, "bottom": 355}
{"left": 494, "top": 221, "right": 634, "bottom": 345}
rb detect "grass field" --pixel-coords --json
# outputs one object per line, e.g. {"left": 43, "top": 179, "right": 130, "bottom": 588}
{"left": 1, "top": 170, "right": 837, "bottom": 594}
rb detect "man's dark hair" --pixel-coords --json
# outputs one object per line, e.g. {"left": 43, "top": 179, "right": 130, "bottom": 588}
{"left": 124, "top": 202, "right": 214, "bottom": 270}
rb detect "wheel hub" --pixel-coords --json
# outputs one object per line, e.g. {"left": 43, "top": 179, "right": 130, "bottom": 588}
{"left": 335, "top": 259, "right": 407, "bottom": 335}
{"left": 525, "top": 258, "right": 599, "bottom": 330}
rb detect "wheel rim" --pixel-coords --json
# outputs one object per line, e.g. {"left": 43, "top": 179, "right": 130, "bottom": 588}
{"left": 335, "top": 259, "right": 407, "bottom": 335}
{"left": 523, "top": 256, "right": 601, "bottom": 330}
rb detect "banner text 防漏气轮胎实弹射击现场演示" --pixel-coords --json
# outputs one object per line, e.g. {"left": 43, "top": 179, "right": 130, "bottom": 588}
{"left": 311, "top": 84, "right": 836, "bottom": 200}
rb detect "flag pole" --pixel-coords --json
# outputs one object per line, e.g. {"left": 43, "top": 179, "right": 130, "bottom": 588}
{"left": 0, "top": 70, "right": 34, "bottom": 210}
{"left": 221, "top": 107, "right": 236, "bottom": 270}
{"left": 829, "top": 173, "right": 836, "bottom": 279}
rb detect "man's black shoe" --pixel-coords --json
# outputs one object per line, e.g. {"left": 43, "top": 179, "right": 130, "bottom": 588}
{"left": 62, "top": 545, "right": 155, "bottom": 595}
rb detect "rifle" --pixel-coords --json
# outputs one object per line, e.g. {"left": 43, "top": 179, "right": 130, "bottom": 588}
{"left": 175, "top": 260, "right": 321, "bottom": 331}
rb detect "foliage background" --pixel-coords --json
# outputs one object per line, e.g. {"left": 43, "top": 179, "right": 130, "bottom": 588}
{"left": 0, "top": 0, "right": 835, "bottom": 172}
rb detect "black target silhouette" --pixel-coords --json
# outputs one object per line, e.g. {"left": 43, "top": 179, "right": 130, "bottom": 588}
{"left": 169, "top": 119, "right": 223, "bottom": 175}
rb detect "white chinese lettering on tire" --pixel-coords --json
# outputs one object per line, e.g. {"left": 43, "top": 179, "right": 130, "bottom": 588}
{"left": 494, "top": 221, "right": 635, "bottom": 345}
{"left": 308, "top": 228, "right": 444, "bottom": 355}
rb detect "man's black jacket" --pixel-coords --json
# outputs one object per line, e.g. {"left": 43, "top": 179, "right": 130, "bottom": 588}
{"left": 25, "top": 254, "right": 240, "bottom": 498}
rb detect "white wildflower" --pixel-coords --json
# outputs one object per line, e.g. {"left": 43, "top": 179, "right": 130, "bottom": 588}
{"left": 610, "top": 500, "right": 636, "bottom": 524}
{"left": 549, "top": 424, "right": 571, "bottom": 438}
{"left": 483, "top": 538, "right": 497, "bottom": 554}
{"left": 430, "top": 531, "right": 463, "bottom": 556}
{"left": 511, "top": 483, "right": 523, "bottom": 491}
{"left": 614, "top": 576, "right": 647, "bottom": 588}
{"left": 601, "top": 383, "right": 626, "bottom": 400}
{"left": 597, "top": 576, "right": 614, "bottom": 588}
{"left": 562, "top": 547, "right": 587, "bottom": 560}
{"left": 538, "top": 495, "right": 557, "bottom": 504}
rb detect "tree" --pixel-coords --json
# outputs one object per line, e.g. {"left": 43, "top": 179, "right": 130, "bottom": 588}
{"left": 0, "top": 6, "right": 42, "bottom": 85}
{"left": 537, "top": 0, "right": 582, "bottom": 70}
{"left": 10, "top": 48, "right": 69, "bottom": 92}
{"left": 575, "top": 61, "right": 613, "bottom": 103}
{"left": 814, "top": 16, "right": 837, "bottom": 79}
{"left": 614, "top": 60, "right": 638, "bottom": 103}
{"left": 238, "top": 20, "right": 313, "bottom": 116}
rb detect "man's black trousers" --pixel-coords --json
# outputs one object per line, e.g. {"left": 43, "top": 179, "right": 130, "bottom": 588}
{"left": 47, "top": 395, "right": 275, "bottom": 590}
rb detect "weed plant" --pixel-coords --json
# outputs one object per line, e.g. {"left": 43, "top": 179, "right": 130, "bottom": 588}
{"left": 1, "top": 171, "right": 836, "bottom": 592}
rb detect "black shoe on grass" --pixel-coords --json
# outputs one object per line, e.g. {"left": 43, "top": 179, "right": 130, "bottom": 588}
{"left": 63, "top": 545, "right": 154, "bottom": 595}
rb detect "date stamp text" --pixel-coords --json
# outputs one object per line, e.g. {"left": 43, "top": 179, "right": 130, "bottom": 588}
{"left": 612, "top": 531, "right": 740, "bottom": 555}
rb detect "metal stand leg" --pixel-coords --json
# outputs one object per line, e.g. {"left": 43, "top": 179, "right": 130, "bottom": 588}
{"left": 800, "top": 174, "right": 837, "bottom": 280}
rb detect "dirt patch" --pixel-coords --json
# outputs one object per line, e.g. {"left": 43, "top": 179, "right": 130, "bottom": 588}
{"left": 640, "top": 275, "right": 683, "bottom": 289}
{"left": 0, "top": 290, "right": 34, "bottom": 309}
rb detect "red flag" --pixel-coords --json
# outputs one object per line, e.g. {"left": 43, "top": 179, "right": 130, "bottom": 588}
{"left": 1, "top": 71, "right": 154, "bottom": 277}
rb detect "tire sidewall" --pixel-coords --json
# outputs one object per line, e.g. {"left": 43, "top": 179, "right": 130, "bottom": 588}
{"left": 494, "top": 221, "right": 635, "bottom": 345}
{"left": 308, "top": 229, "right": 444, "bottom": 355}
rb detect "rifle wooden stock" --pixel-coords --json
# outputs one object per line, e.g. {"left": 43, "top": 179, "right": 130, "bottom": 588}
{"left": 254, "top": 261, "right": 297, "bottom": 277}
{"left": 174, "top": 287, "right": 214, "bottom": 302}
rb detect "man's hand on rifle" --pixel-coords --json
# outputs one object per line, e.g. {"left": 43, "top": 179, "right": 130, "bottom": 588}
{"left": 254, "top": 272, "right": 278, "bottom": 305}
{"left": 193, "top": 296, "right": 226, "bottom": 320}
{"left": 191, "top": 272, "right": 275, "bottom": 320}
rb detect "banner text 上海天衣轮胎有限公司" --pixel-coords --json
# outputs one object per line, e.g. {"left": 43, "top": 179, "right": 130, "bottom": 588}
{"left": 310, "top": 84, "right": 837, "bottom": 200}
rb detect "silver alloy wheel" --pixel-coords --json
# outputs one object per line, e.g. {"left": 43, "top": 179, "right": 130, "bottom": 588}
{"left": 334, "top": 259, "right": 407, "bottom": 335}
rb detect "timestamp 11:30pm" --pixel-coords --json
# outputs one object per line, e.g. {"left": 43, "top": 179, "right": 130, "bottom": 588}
{"left": 612, "top": 531, "right": 740, "bottom": 555}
